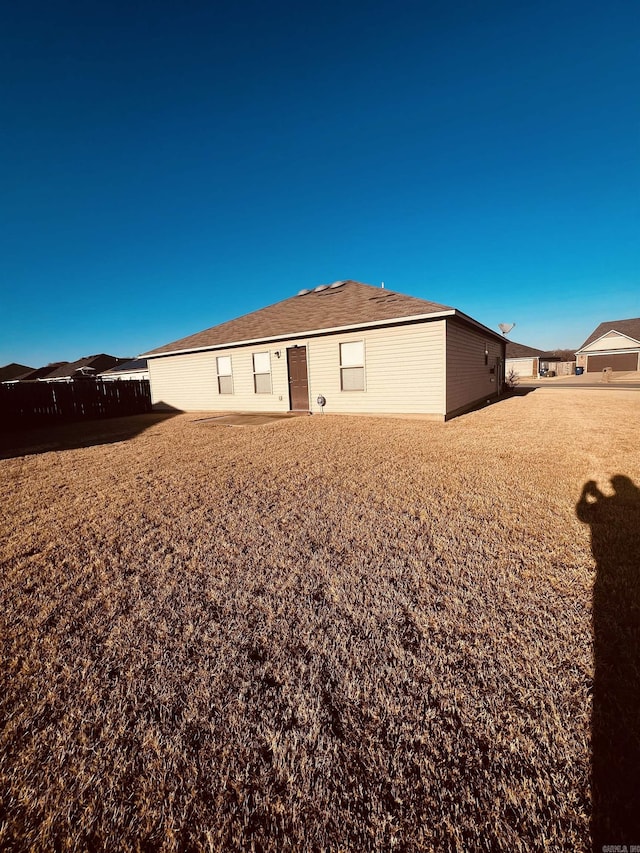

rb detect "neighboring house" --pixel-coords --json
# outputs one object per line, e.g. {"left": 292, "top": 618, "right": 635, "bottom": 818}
{"left": 17, "top": 362, "right": 70, "bottom": 381}
{"left": 505, "top": 341, "right": 545, "bottom": 378}
{"left": 42, "top": 354, "right": 128, "bottom": 381}
{"left": 505, "top": 342, "right": 578, "bottom": 378}
{"left": 575, "top": 318, "right": 640, "bottom": 373}
{"left": 143, "top": 280, "right": 507, "bottom": 420}
{"left": 0, "top": 363, "right": 34, "bottom": 383}
{"left": 100, "top": 358, "right": 149, "bottom": 381}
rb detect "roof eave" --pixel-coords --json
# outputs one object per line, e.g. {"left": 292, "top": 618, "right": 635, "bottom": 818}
{"left": 143, "top": 309, "right": 462, "bottom": 359}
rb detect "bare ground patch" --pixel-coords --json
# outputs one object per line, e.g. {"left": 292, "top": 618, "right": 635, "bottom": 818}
{"left": 1, "top": 389, "right": 639, "bottom": 851}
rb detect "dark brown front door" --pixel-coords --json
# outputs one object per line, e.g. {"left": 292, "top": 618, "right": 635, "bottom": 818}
{"left": 287, "top": 346, "right": 309, "bottom": 411}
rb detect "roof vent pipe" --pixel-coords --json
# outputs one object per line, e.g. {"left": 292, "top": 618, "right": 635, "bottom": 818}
{"left": 381, "top": 281, "right": 385, "bottom": 288}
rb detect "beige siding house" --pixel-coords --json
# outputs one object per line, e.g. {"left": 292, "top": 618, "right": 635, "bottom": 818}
{"left": 144, "top": 280, "right": 506, "bottom": 420}
{"left": 575, "top": 318, "right": 640, "bottom": 373}
{"left": 505, "top": 341, "right": 544, "bottom": 379}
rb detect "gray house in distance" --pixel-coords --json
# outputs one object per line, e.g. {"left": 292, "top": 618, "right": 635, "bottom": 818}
{"left": 144, "top": 281, "right": 506, "bottom": 420}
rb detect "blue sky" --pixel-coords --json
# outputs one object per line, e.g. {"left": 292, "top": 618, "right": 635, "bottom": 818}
{"left": 1, "top": 0, "right": 637, "bottom": 367}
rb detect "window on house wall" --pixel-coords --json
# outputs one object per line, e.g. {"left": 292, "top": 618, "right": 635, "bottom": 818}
{"left": 216, "top": 355, "right": 233, "bottom": 394}
{"left": 340, "top": 341, "right": 365, "bottom": 391}
{"left": 253, "top": 352, "right": 272, "bottom": 393}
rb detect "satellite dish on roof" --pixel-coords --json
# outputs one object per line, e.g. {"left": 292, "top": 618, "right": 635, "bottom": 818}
{"left": 498, "top": 323, "right": 516, "bottom": 336}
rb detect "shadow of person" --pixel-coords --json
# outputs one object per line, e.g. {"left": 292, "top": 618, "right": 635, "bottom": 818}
{"left": 577, "top": 475, "right": 640, "bottom": 850}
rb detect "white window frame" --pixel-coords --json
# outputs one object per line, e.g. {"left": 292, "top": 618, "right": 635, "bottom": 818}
{"left": 253, "top": 351, "right": 272, "bottom": 394}
{"left": 340, "top": 340, "right": 366, "bottom": 392}
{"left": 216, "top": 355, "right": 233, "bottom": 394}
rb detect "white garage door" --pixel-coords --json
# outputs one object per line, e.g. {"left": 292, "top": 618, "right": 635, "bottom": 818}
{"left": 506, "top": 358, "right": 537, "bottom": 377}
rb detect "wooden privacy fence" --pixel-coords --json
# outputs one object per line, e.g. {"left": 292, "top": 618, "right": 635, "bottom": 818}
{"left": 0, "top": 380, "right": 152, "bottom": 431}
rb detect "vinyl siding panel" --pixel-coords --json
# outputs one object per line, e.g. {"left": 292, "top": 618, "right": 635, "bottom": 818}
{"left": 149, "top": 319, "right": 446, "bottom": 415}
{"left": 446, "top": 321, "right": 505, "bottom": 416}
{"left": 149, "top": 352, "right": 217, "bottom": 410}
{"left": 306, "top": 321, "right": 445, "bottom": 415}
{"left": 149, "top": 348, "right": 290, "bottom": 412}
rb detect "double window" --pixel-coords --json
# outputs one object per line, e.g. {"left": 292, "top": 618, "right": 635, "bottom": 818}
{"left": 253, "top": 352, "right": 272, "bottom": 394}
{"left": 216, "top": 356, "right": 233, "bottom": 394}
{"left": 218, "top": 346, "right": 363, "bottom": 396}
{"left": 340, "top": 341, "right": 365, "bottom": 391}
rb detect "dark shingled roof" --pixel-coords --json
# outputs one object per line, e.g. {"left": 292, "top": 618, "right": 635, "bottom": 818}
{"left": 578, "top": 318, "right": 640, "bottom": 351}
{"left": 101, "top": 358, "right": 148, "bottom": 375}
{"left": 505, "top": 341, "right": 545, "bottom": 359}
{"left": 0, "top": 363, "right": 34, "bottom": 382}
{"left": 19, "top": 362, "right": 70, "bottom": 381}
{"left": 45, "top": 355, "right": 127, "bottom": 379}
{"left": 144, "top": 280, "right": 457, "bottom": 356}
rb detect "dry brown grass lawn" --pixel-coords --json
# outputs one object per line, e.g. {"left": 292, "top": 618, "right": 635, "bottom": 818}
{"left": 1, "top": 389, "right": 639, "bottom": 851}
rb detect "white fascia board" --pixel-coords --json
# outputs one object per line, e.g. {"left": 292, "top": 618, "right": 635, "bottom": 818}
{"left": 144, "top": 310, "right": 458, "bottom": 359}
{"left": 577, "top": 329, "right": 640, "bottom": 353}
